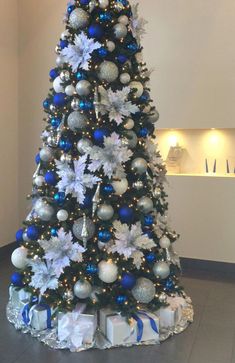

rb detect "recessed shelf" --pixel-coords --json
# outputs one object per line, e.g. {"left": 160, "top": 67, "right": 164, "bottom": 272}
{"left": 166, "top": 173, "right": 235, "bottom": 178}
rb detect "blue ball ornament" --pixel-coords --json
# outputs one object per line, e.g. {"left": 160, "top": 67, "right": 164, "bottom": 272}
{"left": 79, "top": 100, "right": 93, "bottom": 111}
{"left": 138, "top": 128, "right": 148, "bottom": 138}
{"left": 127, "top": 42, "right": 139, "bottom": 52}
{"left": 98, "top": 47, "right": 108, "bottom": 58}
{"left": 76, "top": 71, "right": 86, "bottom": 81}
{"left": 165, "top": 278, "right": 174, "bottom": 291}
{"left": 80, "top": 0, "right": 90, "bottom": 4}
{"left": 51, "top": 117, "right": 61, "bottom": 128}
{"left": 43, "top": 99, "right": 50, "bottom": 109}
{"left": 49, "top": 68, "right": 59, "bottom": 80}
{"left": 144, "top": 215, "right": 154, "bottom": 226}
{"left": 54, "top": 192, "right": 66, "bottom": 204}
{"left": 117, "top": 54, "right": 128, "bottom": 64}
{"left": 67, "top": 5, "right": 75, "bottom": 14}
{"left": 116, "top": 0, "right": 128, "bottom": 5}
{"left": 45, "top": 171, "right": 57, "bottom": 186}
{"left": 98, "top": 230, "right": 112, "bottom": 243}
{"left": 146, "top": 252, "right": 156, "bottom": 263}
{"left": 35, "top": 153, "right": 40, "bottom": 164}
{"left": 59, "top": 138, "right": 73, "bottom": 152}
{"left": 86, "top": 264, "right": 98, "bottom": 275}
{"left": 60, "top": 40, "right": 68, "bottom": 49}
{"left": 140, "top": 91, "right": 150, "bottom": 103}
{"left": 116, "top": 295, "right": 127, "bottom": 305}
{"left": 16, "top": 228, "right": 24, "bottom": 243}
{"left": 99, "top": 12, "right": 112, "bottom": 22}
{"left": 118, "top": 205, "right": 134, "bottom": 224}
{"left": 143, "top": 229, "right": 154, "bottom": 238}
{"left": 11, "top": 272, "right": 24, "bottom": 287}
{"left": 88, "top": 24, "right": 104, "bottom": 39}
{"left": 121, "top": 273, "right": 136, "bottom": 289}
{"left": 93, "top": 128, "right": 109, "bottom": 145}
{"left": 80, "top": 193, "right": 93, "bottom": 209}
{"left": 27, "top": 225, "right": 39, "bottom": 241}
{"left": 53, "top": 93, "right": 67, "bottom": 107}
{"left": 102, "top": 184, "right": 114, "bottom": 195}
{"left": 51, "top": 228, "right": 58, "bottom": 237}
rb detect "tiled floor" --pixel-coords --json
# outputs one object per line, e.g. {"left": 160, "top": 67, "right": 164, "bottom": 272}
{"left": 1, "top": 252, "right": 235, "bottom": 363}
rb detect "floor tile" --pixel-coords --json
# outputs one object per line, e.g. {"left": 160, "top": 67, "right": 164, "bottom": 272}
{"left": 200, "top": 304, "right": 235, "bottom": 328}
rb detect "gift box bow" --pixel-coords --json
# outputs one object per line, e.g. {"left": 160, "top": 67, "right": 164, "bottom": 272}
{"left": 131, "top": 311, "right": 159, "bottom": 343}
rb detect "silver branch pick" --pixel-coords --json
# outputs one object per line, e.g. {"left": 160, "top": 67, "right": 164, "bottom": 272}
{"left": 93, "top": 87, "right": 100, "bottom": 120}
{"left": 33, "top": 162, "right": 41, "bottom": 179}
{"left": 92, "top": 183, "right": 101, "bottom": 217}
{"left": 81, "top": 214, "right": 89, "bottom": 248}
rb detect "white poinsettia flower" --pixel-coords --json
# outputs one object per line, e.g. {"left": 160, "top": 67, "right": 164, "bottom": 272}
{"left": 130, "top": 4, "right": 148, "bottom": 44}
{"left": 61, "top": 32, "right": 101, "bottom": 71}
{"left": 38, "top": 228, "right": 86, "bottom": 277}
{"left": 87, "top": 132, "right": 133, "bottom": 178}
{"left": 29, "top": 260, "right": 59, "bottom": 294}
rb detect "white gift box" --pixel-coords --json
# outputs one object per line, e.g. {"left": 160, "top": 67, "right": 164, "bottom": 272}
{"left": 9, "top": 286, "right": 31, "bottom": 307}
{"left": 99, "top": 308, "right": 159, "bottom": 346}
{"left": 30, "top": 304, "right": 56, "bottom": 331}
{"left": 156, "top": 296, "right": 187, "bottom": 329}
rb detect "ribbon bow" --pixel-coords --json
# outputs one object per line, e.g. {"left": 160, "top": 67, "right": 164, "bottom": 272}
{"left": 132, "top": 311, "right": 159, "bottom": 343}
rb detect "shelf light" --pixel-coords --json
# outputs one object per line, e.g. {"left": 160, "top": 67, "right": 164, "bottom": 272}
{"left": 168, "top": 133, "right": 178, "bottom": 147}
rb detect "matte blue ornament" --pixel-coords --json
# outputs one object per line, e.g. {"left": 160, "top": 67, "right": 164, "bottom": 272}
{"left": 146, "top": 252, "right": 156, "bottom": 263}
{"left": 49, "top": 68, "right": 59, "bottom": 80}
{"left": 143, "top": 229, "right": 154, "bottom": 238}
{"left": 11, "top": 272, "right": 24, "bottom": 287}
{"left": 117, "top": 54, "right": 128, "bottom": 64}
{"left": 88, "top": 24, "right": 104, "bottom": 39}
{"left": 165, "top": 278, "right": 174, "bottom": 291}
{"left": 53, "top": 93, "right": 67, "bottom": 107}
{"left": 127, "top": 42, "right": 139, "bottom": 52}
{"left": 116, "top": 295, "right": 127, "bottom": 305}
{"left": 98, "top": 230, "right": 112, "bottom": 243}
{"left": 54, "top": 192, "right": 66, "bottom": 204}
{"left": 60, "top": 40, "right": 68, "bottom": 49}
{"left": 43, "top": 99, "right": 50, "bottom": 109}
{"left": 118, "top": 205, "right": 134, "bottom": 223}
{"left": 59, "top": 138, "right": 73, "bottom": 152}
{"left": 86, "top": 264, "right": 98, "bottom": 275}
{"left": 35, "top": 153, "right": 41, "bottom": 164}
{"left": 67, "top": 5, "right": 75, "bottom": 14}
{"left": 93, "top": 128, "right": 109, "bottom": 145}
{"left": 144, "top": 215, "right": 154, "bottom": 226}
{"left": 79, "top": 100, "right": 93, "bottom": 111}
{"left": 51, "top": 117, "right": 61, "bottom": 128}
{"left": 80, "top": 0, "right": 90, "bottom": 4}
{"left": 98, "top": 47, "right": 108, "bottom": 58}
{"left": 76, "top": 71, "right": 86, "bottom": 81}
{"left": 27, "top": 225, "right": 39, "bottom": 241}
{"left": 99, "top": 12, "right": 112, "bottom": 22}
{"left": 51, "top": 228, "right": 58, "bottom": 237}
{"left": 121, "top": 273, "right": 136, "bottom": 289}
{"left": 102, "top": 184, "right": 114, "bottom": 195}
{"left": 138, "top": 128, "right": 148, "bottom": 138}
{"left": 45, "top": 171, "right": 57, "bottom": 186}
{"left": 80, "top": 193, "right": 93, "bottom": 209}
{"left": 140, "top": 91, "right": 150, "bottom": 103}
{"left": 16, "top": 228, "right": 24, "bottom": 243}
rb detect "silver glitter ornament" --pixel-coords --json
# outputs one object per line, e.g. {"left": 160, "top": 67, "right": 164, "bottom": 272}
{"left": 132, "top": 277, "right": 156, "bottom": 303}
{"left": 124, "top": 118, "right": 134, "bottom": 130}
{"left": 137, "top": 196, "right": 154, "bottom": 213}
{"left": 71, "top": 98, "right": 80, "bottom": 111}
{"left": 73, "top": 280, "right": 92, "bottom": 299}
{"left": 124, "top": 131, "right": 138, "bottom": 149}
{"left": 133, "top": 180, "right": 144, "bottom": 190}
{"left": 131, "top": 157, "right": 148, "bottom": 174}
{"left": 34, "top": 199, "right": 54, "bottom": 222}
{"left": 69, "top": 8, "right": 89, "bottom": 29}
{"left": 113, "top": 23, "right": 128, "bottom": 39}
{"left": 106, "top": 40, "right": 115, "bottom": 52}
{"left": 149, "top": 109, "right": 160, "bottom": 123}
{"left": 159, "top": 292, "right": 168, "bottom": 303}
{"left": 153, "top": 262, "right": 170, "bottom": 279}
{"left": 120, "top": 73, "right": 131, "bottom": 84}
{"left": 92, "top": 183, "right": 101, "bottom": 217}
{"left": 129, "top": 81, "right": 144, "bottom": 97}
{"left": 60, "top": 70, "right": 70, "bottom": 82}
{"left": 77, "top": 138, "right": 93, "bottom": 154}
{"left": 60, "top": 154, "right": 72, "bottom": 163}
{"left": 73, "top": 217, "right": 95, "bottom": 241}
{"left": 159, "top": 236, "right": 171, "bottom": 249}
{"left": 76, "top": 80, "right": 92, "bottom": 97}
{"left": 39, "top": 147, "right": 53, "bottom": 162}
{"left": 98, "top": 61, "right": 119, "bottom": 83}
{"left": 97, "top": 204, "right": 114, "bottom": 221}
{"left": 67, "top": 111, "right": 87, "bottom": 131}
{"left": 63, "top": 289, "right": 74, "bottom": 301}
{"left": 118, "top": 15, "right": 129, "bottom": 25}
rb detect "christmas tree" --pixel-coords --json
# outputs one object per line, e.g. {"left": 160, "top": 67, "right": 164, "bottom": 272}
{"left": 8, "top": 0, "right": 193, "bottom": 351}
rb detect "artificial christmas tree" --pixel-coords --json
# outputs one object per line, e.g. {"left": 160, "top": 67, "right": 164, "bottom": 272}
{"left": 7, "top": 0, "right": 193, "bottom": 351}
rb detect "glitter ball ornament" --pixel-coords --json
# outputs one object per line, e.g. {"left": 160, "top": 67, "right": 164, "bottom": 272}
{"left": 73, "top": 217, "right": 95, "bottom": 241}
{"left": 106, "top": 40, "right": 115, "bottom": 52}
{"left": 98, "top": 61, "right": 119, "bottom": 83}
{"left": 98, "top": 260, "right": 118, "bottom": 283}
{"left": 153, "top": 262, "right": 170, "bottom": 279}
{"left": 112, "top": 178, "right": 128, "bottom": 195}
{"left": 113, "top": 23, "right": 128, "bottom": 39}
{"left": 129, "top": 81, "right": 144, "bottom": 97}
{"left": 159, "top": 235, "right": 171, "bottom": 249}
{"left": 131, "top": 157, "right": 148, "bottom": 174}
{"left": 77, "top": 138, "right": 92, "bottom": 154}
{"left": 120, "top": 73, "right": 131, "bottom": 84}
{"left": 35, "top": 199, "right": 55, "bottom": 221}
{"left": 137, "top": 196, "right": 154, "bottom": 213}
{"left": 11, "top": 247, "right": 28, "bottom": 269}
{"left": 39, "top": 147, "right": 53, "bottom": 163}
{"left": 132, "top": 277, "right": 156, "bottom": 303}
{"left": 74, "top": 280, "right": 92, "bottom": 299}
{"left": 97, "top": 204, "right": 114, "bottom": 221}
{"left": 67, "top": 111, "right": 87, "bottom": 131}
{"left": 69, "top": 8, "right": 89, "bottom": 29}
{"left": 57, "top": 209, "right": 69, "bottom": 221}
{"left": 76, "top": 80, "right": 92, "bottom": 96}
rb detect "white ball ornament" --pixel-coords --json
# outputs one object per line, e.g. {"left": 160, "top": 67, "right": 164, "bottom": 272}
{"left": 76, "top": 80, "right": 92, "bottom": 97}
{"left": 98, "top": 260, "right": 118, "bottom": 283}
{"left": 74, "top": 280, "right": 92, "bottom": 299}
{"left": 120, "top": 73, "right": 131, "bottom": 84}
{"left": 11, "top": 247, "right": 28, "bottom": 269}
{"left": 153, "top": 262, "right": 170, "bottom": 279}
{"left": 65, "top": 85, "right": 75, "bottom": 96}
{"left": 159, "top": 235, "right": 171, "bottom": 249}
{"left": 34, "top": 175, "right": 44, "bottom": 187}
{"left": 97, "top": 204, "right": 114, "bottom": 221}
{"left": 124, "top": 118, "right": 135, "bottom": 130}
{"left": 69, "top": 8, "right": 89, "bottom": 29}
{"left": 129, "top": 81, "right": 144, "bottom": 97}
{"left": 106, "top": 41, "right": 115, "bottom": 52}
{"left": 57, "top": 209, "right": 69, "bottom": 222}
{"left": 98, "top": 0, "right": 109, "bottom": 8}
{"left": 77, "top": 138, "right": 92, "bottom": 154}
{"left": 39, "top": 147, "right": 53, "bottom": 162}
{"left": 98, "top": 61, "right": 119, "bottom": 83}
{"left": 118, "top": 15, "right": 129, "bottom": 25}
{"left": 112, "top": 178, "right": 128, "bottom": 195}
{"left": 113, "top": 23, "right": 128, "bottom": 39}
{"left": 53, "top": 76, "right": 64, "bottom": 93}
{"left": 61, "top": 29, "right": 70, "bottom": 40}
{"left": 135, "top": 52, "right": 143, "bottom": 63}
{"left": 56, "top": 56, "right": 65, "bottom": 67}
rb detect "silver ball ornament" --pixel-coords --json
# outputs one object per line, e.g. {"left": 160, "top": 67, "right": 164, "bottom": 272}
{"left": 35, "top": 199, "right": 55, "bottom": 221}
{"left": 57, "top": 209, "right": 69, "bottom": 221}
{"left": 113, "top": 23, "right": 127, "bottom": 39}
{"left": 129, "top": 81, "right": 144, "bottom": 97}
{"left": 106, "top": 41, "right": 115, "bottom": 52}
{"left": 34, "top": 175, "right": 44, "bottom": 187}
{"left": 124, "top": 118, "right": 134, "bottom": 130}
{"left": 153, "top": 187, "right": 161, "bottom": 199}
{"left": 124, "top": 131, "right": 138, "bottom": 149}
{"left": 74, "top": 280, "right": 92, "bottom": 299}
{"left": 98, "top": 260, "right": 118, "bottom": 283}
{"left": 149, "top": 109, "right": 160, "bottom": 123}
{"left": 137, "top": 196, "right": 154, "bottom": 213}
{"left": 153, "top": 262, "right": 170, "bottom": 279}
{"left": 60, "top": 154, "right": 72, "bottom": 163}
{"left": 77, "top": 138, "right": 92, "bottom": 154}
{"left": 60, "top": 70, "right": 70, "bottom": 82}
{"left": 98, "top": 61, "right": 119, "bottom": 83}
{"left": 39, "top": 147, "right": 53, "bottom": 162}
{"left": 69, "top": 8, "right": 89, "bottom": 29}
{"left": 120, "top": 73, "right": 131, "bottom": 84}
{"left": 65, "top": 85, "right": 75, "bottom": 96}
{"left": 49, "top": 104, "right": 57, "bottom": 112}
{"left": 56, "top": 56, "right": 65, "bottom": 68}
{"left": 118, "top": 15, "right": 129, "bottom": 25}
{"left": 53, "top": 76, "right": 64, "bottom": 93}
{"left": 98, "top": 0, "right": 109, "bottom": 8}
{"left": 97, "top": 204, "right": 114, "bottom": 221}
{"left": 73, "top": 217, "right": 95, "bottom": 241}
{"left": 159, "top": 292, "right": 168, "bottom": 303}
{"left": 71, "top": 98, "right": 80, "bottom": 111}
{"left": 159, "top": 236, "right": 171, "bottom": 249}
{"left": 133, "top": 180, "right": 144, "bottom": 190}
{"left": 76, "top": 80, "right": 92, "bottom": 97}
{"left": 131, "top": 157, "right": 148, "bottom": 174}
{"left": 63, "top": 289, "right": 74, "bottom": 301}
{"left": 61, "top": 30, "right": 70, "bottom": 40}
{"left": 47, "top": 135, "right": 58, "bottom": 148}
{"left": 67, "top": 111, "right": 87, "bottom": 131}
{"left": 132, "top": 277, "right": 156, "bottom": 303}
{"left": 112, "top": 178, "right": 128, "bottom": 195}
{"left": 11, "top": 247, "right": 28, "bottom": 269}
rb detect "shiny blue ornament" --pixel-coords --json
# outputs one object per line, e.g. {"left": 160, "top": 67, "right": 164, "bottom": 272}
{"left": 86, "top": 264, "right": 98, "bottom": 275}
{"left": 59, "top": 138, "right": 72, "bottom": 152}
{"left": 76, "top": 71, "right": 86, "bottom": 81}
{"left": 127, "top": 42, "right": 139, "bottom": 52}
{"left": 51, "top": 228, "right": 58, "bottom": 237}
{"left": 45, "top": 171, "right": 57, "bottom": 186}
{"left": 11, "top": 272, "right": 24, "bottom": 287}
{"left": 98, "top": 230, "right": 112, "bottom": 243}
{"left": 27, "top": 225, "right": 39, "bottom": 240}
{"left": 116, "top": 0, "right": 128, "bottom": 5}
{"left": 53, "top": 93, "right": 67, "bottom": 107}
{"left": 121, "top": 273, "right": 136, "bottom": 289}
{"left": 116, "top": 295, "right": 127, "bottom": 305}
{"left": 117, "top": 54, "right": 128, "bottom": 64}
{"left": 54, "top": 192, "right": 66, "bottom": 204}
{"left": 118, "top": 205, "right": 134, "bottom": 223}
{"left": 16, "top": 228, "right": 24, "bottom": 243}
{"left": 35, "top": 153, "right": 40, "bottom": 164}
{"left": 49, "top": 68, "right": 58, "bottom": 80}
{"left": 138, "top": 128, "right": 148, "bottom": 138}
{"left": 79, "top": 100, "right": 93, "bottom": 111}
{"left": 140, "top": 91, "right": 150, "bottom": 103}
{"left": 43, "top": 99, "right": 50, "bottom": 109}
{"left": 165, "top": 278, "right": 174, "bottom": 291}
{"left": 99, "top": 12, "right": 112, "bottom": 22}
{"left": 102, "top": 184, "right": 114, "bottom": 195}
{"left": 67, "top": 5, "right": 75, "bottom": 14}
{"left": 98, "top": 47, "right": 108, "bottom": 58}
{"left": 80, "top": 0, "right": 90, "bottom": 4}
{"left": 93, "top": 128, "right": 109, "bottom": 145}
{"left": 144, "top": 215, "right": 154, "bottom": 226}
{"left": 143, "top": 229, "right": 154, "bottom": 238}
{"left": 60, "top": 40, "right": 68, "bottom": 49}
{"left": 146, "top": 252, "right": 156, "bottom": 263}
{"left": 88, "top": 24, "right": 104, "bottom": 39}
{"left": 51, "top": 117, "right": 61, "bottom": 128}
{"left": 80, "top": 193, "right": 93, "bottom": 209}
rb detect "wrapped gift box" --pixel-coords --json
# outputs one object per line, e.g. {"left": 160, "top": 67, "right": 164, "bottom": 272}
{"left": 99, "top": 308, "right": 159, "bottom": 346}
{"left": 29, "top": 303, "right": 56, "bottom": 331}
{"left": 9, "top": 286, "right": 31, "bottom": 307}
{"left": 156, "top": 295, "right": 187, "bottom": 329}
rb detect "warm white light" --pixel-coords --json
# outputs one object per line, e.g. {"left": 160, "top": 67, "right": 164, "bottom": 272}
{"left": 168, "top": 133, "right": 178, "bottom": 147}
